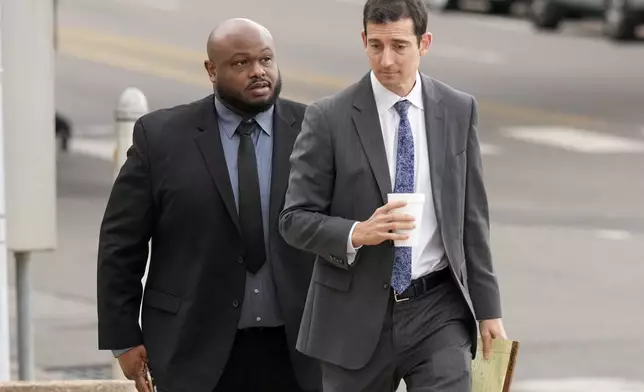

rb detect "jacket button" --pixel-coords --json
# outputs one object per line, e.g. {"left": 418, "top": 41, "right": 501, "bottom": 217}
{"left": 232, "top": 300, "right": 239, "bottom": 308}
{"left": 383, "top": 283, "right": 390, "bottom": 289}
{"left": 237, "top": 256, "right": 244, "bottom": 264}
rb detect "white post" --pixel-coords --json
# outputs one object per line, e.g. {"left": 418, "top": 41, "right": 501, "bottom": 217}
{"left": 111, "top": 87, "right": 148, "bottom": 380}
{"left": 2, "top": 0, "right": 57, "bottom": 381}
{"left": 0, "top": 3, "right": 11, "bottom": 382}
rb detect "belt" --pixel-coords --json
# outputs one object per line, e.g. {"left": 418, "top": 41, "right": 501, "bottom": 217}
{"left": 393, "top": 267, "right": 451, "bottom": 303}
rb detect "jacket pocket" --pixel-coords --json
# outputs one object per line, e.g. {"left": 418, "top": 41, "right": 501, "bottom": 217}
{"left": 143, "top": 289, "right": 181, "bottom": 314}
{"left": 312, "top": 261, "right": 352, "bottom": 292}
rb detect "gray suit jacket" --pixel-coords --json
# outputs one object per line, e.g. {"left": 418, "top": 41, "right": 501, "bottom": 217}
{"left": 279, "top": 72, "right": 502, "bottom": 370}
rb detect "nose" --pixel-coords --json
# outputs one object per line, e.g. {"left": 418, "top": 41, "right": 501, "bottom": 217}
{"left": 380, "top": 47, "right": 395, "bottom": 68}
{"left": 249, "top": 61, "right": 266, "bottom": 78}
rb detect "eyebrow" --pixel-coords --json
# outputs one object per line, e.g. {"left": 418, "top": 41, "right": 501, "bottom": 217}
{"left": 367, "top": 37, "right": 413, "bottom": 44}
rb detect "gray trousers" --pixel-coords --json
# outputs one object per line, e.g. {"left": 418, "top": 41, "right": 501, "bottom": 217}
{"left": 320, "top": 274, "right": 474, "bottom": 392}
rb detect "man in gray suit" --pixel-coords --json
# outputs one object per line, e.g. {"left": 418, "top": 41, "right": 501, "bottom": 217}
{"left": 279, "top": 0, "right": 507, "bottom": 390}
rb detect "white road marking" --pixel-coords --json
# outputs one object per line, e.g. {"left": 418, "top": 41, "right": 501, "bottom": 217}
{"left": 501, "top": 126, "right": 644, "bottom": 153}
{"left": 69, "top": 138, "right": 115, "bottom": 161}
{"left": 595, "top": 229, "right": 633, "bottom": 241}
{"left": 513, "top": 377, "right": 644, "bottom": 391}
{"left": 480, "top": 143, "right": 503, "bottom": 155}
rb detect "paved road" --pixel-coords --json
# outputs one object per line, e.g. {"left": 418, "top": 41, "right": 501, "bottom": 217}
{"left": 5, "top": 0, "right": 644, "bottom": 390}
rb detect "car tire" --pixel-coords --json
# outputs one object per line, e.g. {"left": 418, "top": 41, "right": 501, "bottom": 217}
{"left": 530, "top": 0, "right": 563, "bottom": 30}
{"left": 603, "top": 0, "right": 637, "bottom": 40}
{"left": 488, "top": 0, "right": 513, "bottom": 14}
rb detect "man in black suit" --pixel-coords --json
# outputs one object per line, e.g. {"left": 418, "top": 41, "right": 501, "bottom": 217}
{"left": 97, "top": 18, "right": 320, "bottom": 392}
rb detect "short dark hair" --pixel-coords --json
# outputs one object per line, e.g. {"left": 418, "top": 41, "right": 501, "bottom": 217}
{"left": 363, "top": 0, "right": 428, "bottom": 41}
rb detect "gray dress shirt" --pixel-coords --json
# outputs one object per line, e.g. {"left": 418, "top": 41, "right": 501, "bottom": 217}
{"left": 112, "top": 97, "right": 283, "bottom": 358}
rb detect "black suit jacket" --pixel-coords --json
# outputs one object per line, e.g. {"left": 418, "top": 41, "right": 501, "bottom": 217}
{"left": 97, "top": 95, "right": 320, "bottom": 392}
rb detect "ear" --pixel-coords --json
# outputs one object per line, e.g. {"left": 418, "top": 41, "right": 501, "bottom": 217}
{"left": 419, "top": 32, "right": 432, "bottom": 56}
{"left": 361, "top": 30, "right": 368, "bottom": 49}
{"left": 204, "top": 60, "right": 216, "bottom": 83}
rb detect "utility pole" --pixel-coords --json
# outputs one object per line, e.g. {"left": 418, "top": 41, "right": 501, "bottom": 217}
{"left": 0, "top": 2, "right": 12, "bottom": 381}
{"left": 2, "top": 0, "right": 57, "bottom": 380}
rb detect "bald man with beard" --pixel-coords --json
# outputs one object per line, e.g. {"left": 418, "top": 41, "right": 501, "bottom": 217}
{"left": 97, "top": 18, "right": 321, "bottom": 392}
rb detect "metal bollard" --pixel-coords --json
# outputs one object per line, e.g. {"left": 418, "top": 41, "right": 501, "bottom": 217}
{"left": 111, "top": 88, "right": 149, "bottom": 380}
{"left": 114, "top": 87, "right": 148, "bottom": 178}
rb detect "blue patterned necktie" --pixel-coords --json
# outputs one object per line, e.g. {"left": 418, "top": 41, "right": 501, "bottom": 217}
{"left": 391, "top": 99, "right": 414, "bottom": 295}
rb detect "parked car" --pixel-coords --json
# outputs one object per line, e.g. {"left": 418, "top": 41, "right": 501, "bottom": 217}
{"left": 425, "top": 0, "right": 522, "bottom": 15}
{"left": 530, "top": 0, "right": 644, "bottom": 40}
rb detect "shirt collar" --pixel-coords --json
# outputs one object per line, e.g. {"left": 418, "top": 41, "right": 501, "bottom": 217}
{"left": 214, "top": 95, "right": 274, "bottom": 139}
{"left": 370, "top": 70, "right": 424, "bottom": 114}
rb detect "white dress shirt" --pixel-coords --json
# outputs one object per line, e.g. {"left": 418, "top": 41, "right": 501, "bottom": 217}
{"left": 347, "top": 71, "right": 446, "bottom": 280}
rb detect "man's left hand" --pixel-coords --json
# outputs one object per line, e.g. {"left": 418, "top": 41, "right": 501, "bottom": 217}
{"left": 479, "top": 318, "right": 507, "bottom": 360}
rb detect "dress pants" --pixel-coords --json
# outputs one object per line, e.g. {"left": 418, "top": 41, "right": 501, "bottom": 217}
{"left": 320, "top": 271, "right": 474, "bottom": 392}
{"left": 158, "top": 326, "right": 308, "bottom": 392}
{"left": 214, "top": 326, "right": 307, "bottom": 392}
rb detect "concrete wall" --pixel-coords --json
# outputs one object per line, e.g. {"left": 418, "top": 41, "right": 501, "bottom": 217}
{"left": 0, "top": 381, "right": 136, "bottom": 392}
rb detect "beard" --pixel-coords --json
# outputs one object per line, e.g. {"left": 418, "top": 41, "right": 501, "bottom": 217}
{"left": 215, "top": 72, "right": 282, "bottom": 117}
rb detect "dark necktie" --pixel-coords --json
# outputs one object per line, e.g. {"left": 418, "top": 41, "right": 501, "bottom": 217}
{"left": 236, "top": 118, "right": 266, "bottom": 273}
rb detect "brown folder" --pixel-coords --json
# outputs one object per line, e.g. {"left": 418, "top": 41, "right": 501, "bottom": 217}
{"left": 472, "top": 338, "right": 520, "bottom": 392}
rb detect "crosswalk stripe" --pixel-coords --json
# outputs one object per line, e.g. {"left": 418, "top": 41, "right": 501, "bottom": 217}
{"left": 501, "top": 126, "right": 644, "bottom": 153}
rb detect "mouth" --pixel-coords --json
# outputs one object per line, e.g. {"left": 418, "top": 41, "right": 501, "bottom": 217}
{"left": 248, "top": 81, "right": 271, "bottom": 96}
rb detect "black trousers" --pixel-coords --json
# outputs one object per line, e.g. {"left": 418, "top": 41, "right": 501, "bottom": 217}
{"left": 214, "top": 326, "right": 306, "bottom": 392}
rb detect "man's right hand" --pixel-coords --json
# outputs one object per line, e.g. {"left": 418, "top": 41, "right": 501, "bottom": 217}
{"left": 118, "top": 345, "right": 152, "bottom": 392}
{"left": 351, "top": 200, "right": 415, "bottom": 247}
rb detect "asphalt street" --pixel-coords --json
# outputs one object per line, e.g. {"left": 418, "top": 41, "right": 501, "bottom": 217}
{"left": 5, "top": 0, "right": 644, "bottom": 390}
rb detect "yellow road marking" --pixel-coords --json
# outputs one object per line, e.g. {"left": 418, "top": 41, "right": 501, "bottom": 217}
{"left": 58, "top": 26, "right": 603, "bottom": 126}
{"left": 59, "top": 26, "right": 349, "bottom": 90}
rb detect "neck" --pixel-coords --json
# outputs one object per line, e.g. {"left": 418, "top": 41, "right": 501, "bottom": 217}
{"left": 389, "top": 78, "right": 416, "bottom": 97}
{"left": 217, "top": 94, "right": 254, "bottom": 118}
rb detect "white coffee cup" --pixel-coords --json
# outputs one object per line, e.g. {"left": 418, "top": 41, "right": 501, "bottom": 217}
{"left": 386, "top": 193, "right": 425, "bottom": 247}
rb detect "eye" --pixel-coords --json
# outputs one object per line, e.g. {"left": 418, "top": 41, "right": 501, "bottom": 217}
{"left": 260, "top": 56, "right": 272, "bottom": 64}
{"left": 233, "top": 60, "right": 247, "bottom": 67}
{"left": 370, "top": 43, "right": 381, "bottom": 49}
{"left": 396, "top": 44, "right": 407, "bottom": 50}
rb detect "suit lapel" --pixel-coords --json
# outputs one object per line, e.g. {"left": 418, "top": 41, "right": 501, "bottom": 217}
{"left": 269, "top": 99, "right": 298, "bottom": 232}
{"left": 194, "top": 95, "right": 241, "bottom": 233}
{"left": 421, "top": 74, "right": 446, "bottom": 228}
{"left": 352, "top": 74, "right": 391, "bottom": 204}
